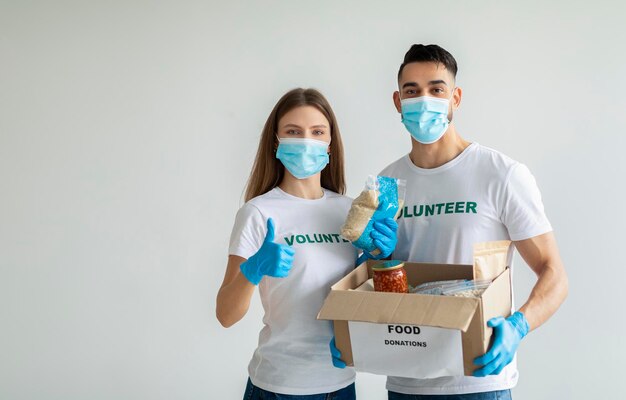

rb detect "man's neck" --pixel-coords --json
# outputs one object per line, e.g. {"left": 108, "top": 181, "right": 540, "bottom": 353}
{"left": 408, "top": 125, "right": 471, "bottom": 169}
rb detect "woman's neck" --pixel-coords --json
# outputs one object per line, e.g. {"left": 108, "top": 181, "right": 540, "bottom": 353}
{"left": 278, "top": 173, "right": 324, "bottom": 199}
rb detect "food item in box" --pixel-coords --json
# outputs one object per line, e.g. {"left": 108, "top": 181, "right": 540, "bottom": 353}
{"left": 473, "top": 241, "right": 511, "bottom": 280}
{"left": 441, "top": 280, "right": 492, "bottom": 298}
{"left": 341, "top": 175, "right": 405, "bottom": 256}
{"left": 411, "top": 279, "right": 492, "bottom": 298}
{"left": 411, "top": 279, "right": 467, "bottom": 295}
{"left": 372, "top": 260, "right": 408, "bottom": 293}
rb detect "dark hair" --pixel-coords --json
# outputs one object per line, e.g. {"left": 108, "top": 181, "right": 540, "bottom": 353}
{"left": 244, "top": 88, "right": 346, "bottom": 201}
{"left": 398, "top": 44, "right": 458, "bottom": 81}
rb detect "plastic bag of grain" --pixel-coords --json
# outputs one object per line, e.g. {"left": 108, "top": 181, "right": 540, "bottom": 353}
{"left": 341, "top": 175, "right": 405, "bottom": 256}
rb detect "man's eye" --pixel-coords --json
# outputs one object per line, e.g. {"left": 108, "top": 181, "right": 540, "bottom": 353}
{"left": 406, "top": 89, "right": 416, "bottom": 95}
{"left": 433, "top": 88, "right": 444, "bottom": 94}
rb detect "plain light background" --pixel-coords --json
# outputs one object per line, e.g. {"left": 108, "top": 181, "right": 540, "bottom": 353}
{"left": 1, "top": 1, "right": 624, "bottom": 399}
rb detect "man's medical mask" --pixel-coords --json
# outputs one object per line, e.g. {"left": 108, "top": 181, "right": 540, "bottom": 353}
{"left": 276, "top": 137, "right": 330, "bottom": 179}
{"left": 400, "top": 96, "right": 451, "bottom": 144}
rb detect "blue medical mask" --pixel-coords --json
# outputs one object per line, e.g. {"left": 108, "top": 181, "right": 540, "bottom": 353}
{"left": 400, "top": 96, "right": 450, "bottom": 144}
{"left": 276, "top": 137, "right": 330, "bottom": 179}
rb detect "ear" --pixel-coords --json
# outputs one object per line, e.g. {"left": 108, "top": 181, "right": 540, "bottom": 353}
{"left": 451, "top": 86, "right": 462, "bottom": 110}
{"left": 393, "top": 91, "right": 402, "bottom": 113}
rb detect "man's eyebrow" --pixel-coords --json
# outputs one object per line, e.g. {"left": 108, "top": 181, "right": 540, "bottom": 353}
{"left": 402, "top": 82, "right": 419, "bottom": 89}
{"left": 401, "top": 80, "right": 448, "bottom": 89}
{"left": 429, "top": 79, "right": 448, "bottom": 86}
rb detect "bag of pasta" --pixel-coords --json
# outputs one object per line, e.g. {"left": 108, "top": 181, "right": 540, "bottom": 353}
{"left": 341, "top": 175, "right": 406, "bottom": 256}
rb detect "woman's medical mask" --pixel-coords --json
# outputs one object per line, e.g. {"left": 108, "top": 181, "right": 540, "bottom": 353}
{"left": 400, "top": 96, "right": 450, "bottom": 144}
{"left": 276, "top": 137, "right": 330, "bottom": 179}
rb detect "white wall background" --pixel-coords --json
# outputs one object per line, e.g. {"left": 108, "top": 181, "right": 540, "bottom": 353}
{"left": 1, "top": 1, "right": 624, "bottom": 399}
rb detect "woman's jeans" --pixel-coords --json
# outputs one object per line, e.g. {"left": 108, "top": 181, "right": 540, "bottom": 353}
{"left": 243, "top": 378, "right": 356, "bottom": 400}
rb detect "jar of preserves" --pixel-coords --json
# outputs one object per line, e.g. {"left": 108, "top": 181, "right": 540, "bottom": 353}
{"left": 372, "top": 260, "right": 408, "bottom": 293}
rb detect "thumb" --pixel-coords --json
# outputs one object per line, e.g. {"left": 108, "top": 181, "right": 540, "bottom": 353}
{"left": 264, "top": 218, "right": 275, "bottom": 243}
{"left": 488, "top": 316, "right": 505, "bottom": 328}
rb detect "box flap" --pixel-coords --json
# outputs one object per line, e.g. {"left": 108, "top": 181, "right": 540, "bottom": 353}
{"left": 318, "top": 290, "right": 480, "bottom": 332}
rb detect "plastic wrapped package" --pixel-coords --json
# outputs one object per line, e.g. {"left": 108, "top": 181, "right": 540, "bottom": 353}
{"left": 341, "top": 175, "right": 406, "bottom": 255}
{"left": 411, "top": 279, "right": 492, "bottom": 298}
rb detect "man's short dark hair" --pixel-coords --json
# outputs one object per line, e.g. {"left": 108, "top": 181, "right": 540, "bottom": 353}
{"left": 398, "top": 44, "right": 458, "bottom": 81}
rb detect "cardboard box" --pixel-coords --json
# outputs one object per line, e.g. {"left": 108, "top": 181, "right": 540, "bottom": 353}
{"left": 317, "top": 241, "right": 513, "bottom": 379}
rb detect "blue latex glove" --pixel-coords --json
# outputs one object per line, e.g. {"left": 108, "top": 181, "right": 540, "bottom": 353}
{"left": 370, "top": 217, "right": 398, "bottom": 258}
{"left": 329, "top": 337, "right": 346, "bottom": 368}
{"left": 355, "top": 217, "right": 398, "bottom": 265}
{"left": 473, "top": 311, "right": 530, "bottom": 377}
{"left": 240, "top": 218, "right": 295, "bottom": 285}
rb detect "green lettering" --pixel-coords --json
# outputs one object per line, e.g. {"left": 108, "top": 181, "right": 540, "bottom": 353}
{"left": 414, "top": 205, "right": 424, "bottom": 217}
{"left": 313, "top": 233, "right": 323, "bottom": 243}
{"left": 296, "top": 235, "right": 306, "bottom": 244}
{"left": 403, "top": 206, "right": 412, "bottom": 218}
{"left": 322, "top": 234, "right": 333, "bottom": 243}
{"left": 332, "top": 234, "right": 341, "bottom": 243}
{"left": 466, "top": 202, "right": 477, "bottom": 214}
{"left": 425, "top": 204, "right": 435, "bottom": 216}
{"left": 285, "top": 236, "right": 294, "bottom": 246}
{"left": 455, "top": 201, "right": 464, "bottom": 213}
{"left": 305, "top": 234, "right": 315, "bottom": 243}
{"left": 445, "top": 202, "right": 454, "bottom": 214}
{"left": 435, "top": 203, "right": 444, "bottom": 215}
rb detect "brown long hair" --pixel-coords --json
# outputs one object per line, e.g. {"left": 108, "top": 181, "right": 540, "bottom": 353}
{"left": 244, "top": 88, "right": 346, "bottom": 202}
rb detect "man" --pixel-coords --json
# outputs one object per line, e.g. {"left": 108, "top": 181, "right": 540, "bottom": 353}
{"left": 378, "top": 44, "right": 569, "bottom": 399}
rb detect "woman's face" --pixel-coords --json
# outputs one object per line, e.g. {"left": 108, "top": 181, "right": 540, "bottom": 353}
{"left": 276, "top": 106, "right": 331, "bottom": 144}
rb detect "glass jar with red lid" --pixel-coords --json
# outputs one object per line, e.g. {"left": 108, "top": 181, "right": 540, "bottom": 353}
{"left": 372, "top": 260, "right": 408, "bottom": 293}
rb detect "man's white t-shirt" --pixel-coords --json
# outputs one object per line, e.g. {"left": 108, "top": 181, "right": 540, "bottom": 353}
{"left": 228, "top": 187, "right": 357, "bottom": 395}
{"left": 379, "top": 142, "right": 553, "bottom": 395}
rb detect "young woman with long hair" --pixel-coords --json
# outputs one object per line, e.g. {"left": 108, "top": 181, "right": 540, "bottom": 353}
{"left": 216, "top": 88, "right": 397, "bottom": 399}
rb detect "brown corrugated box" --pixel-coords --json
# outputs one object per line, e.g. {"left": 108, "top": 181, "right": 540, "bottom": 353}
{"left": 317, "top": 241, "right": 513, "bottom": 377}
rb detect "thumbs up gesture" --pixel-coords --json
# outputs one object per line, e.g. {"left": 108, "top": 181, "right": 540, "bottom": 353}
{"left": 240, "top": 218, "right": 295, "bottom": 285}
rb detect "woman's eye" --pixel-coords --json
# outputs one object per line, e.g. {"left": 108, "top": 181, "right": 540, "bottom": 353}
{"left": 313, "top": 130, "right": 325, "bottom": 135}
{"left": 287, "top": 130, "right": 300, "bottom": 135}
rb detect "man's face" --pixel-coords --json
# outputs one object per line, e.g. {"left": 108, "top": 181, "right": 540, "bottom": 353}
{"left": 393, "top": 61, "right": 461, "bottom": 121}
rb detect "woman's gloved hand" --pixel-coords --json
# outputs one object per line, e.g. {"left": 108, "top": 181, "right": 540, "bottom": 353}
{"left": 329, "top": 337, "right": 346, "bottom": 368}
{"left": 473, "top": 311, "right": 530, "bottom": 377}
{"left": 240, "top": 218, "right": 295, "bottom": 285}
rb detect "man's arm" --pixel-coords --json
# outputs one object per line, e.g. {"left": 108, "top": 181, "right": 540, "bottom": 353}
{"left": 514, "top": 231, "right": 568, "bottom": 330}
{"left": 473, "top": 231, "right": 568, "bottom": 376}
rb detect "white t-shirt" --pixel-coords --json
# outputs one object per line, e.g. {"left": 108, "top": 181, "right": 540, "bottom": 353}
{"left": 379, "top": 143, "right": 552, "bottom": 395}
{"left": 228, "top": 187, "right": 357, "bottom": 395}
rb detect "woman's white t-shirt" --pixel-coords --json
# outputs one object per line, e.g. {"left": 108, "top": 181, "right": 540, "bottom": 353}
{"left": 228, "top": 187, "right": 357, "bottom": 395}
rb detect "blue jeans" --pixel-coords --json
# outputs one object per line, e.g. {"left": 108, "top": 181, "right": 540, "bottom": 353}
{"left": 388, "top": 389, "right": 512, "bottom": 400}
{"left": 243, "top": 378, "right": 356, "bottom": 400}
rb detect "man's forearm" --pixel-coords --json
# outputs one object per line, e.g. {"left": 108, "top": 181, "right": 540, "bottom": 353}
{"left": 518, "top": 260, "right": 568, "bottom": 331}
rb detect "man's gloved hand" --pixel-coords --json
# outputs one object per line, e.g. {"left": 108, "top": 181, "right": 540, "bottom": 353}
{"left": 356, "top": 216, "right": 398, "bottom": 265}
{"left": 473, "top": 311, "right": 530, "bottom": 377}
{"left": 370, "top": 217, "right": 398, "bottom": 259}
{"left": 240, "top": 218, "right": 295, "bottom": 285}
{"left": 329, "top": 337, "right": 346, "bottom": 368}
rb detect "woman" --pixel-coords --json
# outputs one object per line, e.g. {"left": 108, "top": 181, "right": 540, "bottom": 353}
{"left": 216, "top": 88, "right": 397, "bottom": 399}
